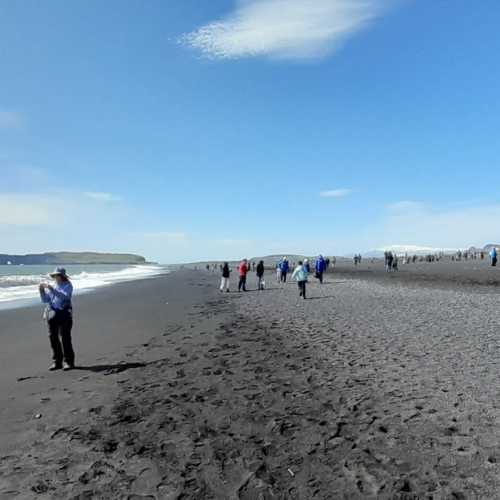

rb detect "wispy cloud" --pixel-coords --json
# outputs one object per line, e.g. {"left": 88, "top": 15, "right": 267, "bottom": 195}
{"left": 320, "top": 188, "right": 352, "bottom": 198}
{"left": 84, "top": 192, "right": 122, "bottom": 203}
{"left": 181, "top": 0, "right": 389, "bottom": 61}
{"left": 386, "top": 200, "right": 425, "bottom": 213}
{"left": 375, "top": 202, "right": 500, "bottom": 250}
{"left": 141, "top": 231, "right": 188, "bottom": 242}
{"left": 0, "top": 194, "right": 54, "bottom": 226}
{"left": 0, "top": 111, "right": 24, "bottom": 130}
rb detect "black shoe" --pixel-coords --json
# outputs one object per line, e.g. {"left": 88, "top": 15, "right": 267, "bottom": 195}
{"left": 49, "top": 363, "right": 62, "bottom": 371}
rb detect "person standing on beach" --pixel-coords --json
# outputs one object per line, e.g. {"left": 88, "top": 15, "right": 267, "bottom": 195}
{"left": 256, "top": 260, "right": 265, "bottom": 290}
{"left": 39, "top": 267, "right": 75, "bottom": 371}
{"left": 315, "top": 255, "right": 326, "bottom": 284}
{"left": 279, "top": 257, "right": 290, "bottom": 282}
{"left": 303, "top": 258, "right": 311, "bottom": 273}
{"left": 220, "top": 262, "right": 231, "bottom": 292}
{"left": 238, "top": 259, "right": 249, "bottom": 292}
{"left": 490, "top": 247, "right": 498, "bottom": 267}
{"left": 292, "top": 260, "right": 308, "bottom": 299}
{"left": 386, "top": 251, "right": 394, "bottom": 272}
{"left": 276, "top": 260, "right": 282, "bottom": 283}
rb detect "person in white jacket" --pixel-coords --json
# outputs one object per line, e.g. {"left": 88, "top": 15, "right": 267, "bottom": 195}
{"left": 292, "top": 261, "right": 308, "bottom": 299}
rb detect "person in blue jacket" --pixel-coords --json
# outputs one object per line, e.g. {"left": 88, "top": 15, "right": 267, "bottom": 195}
{"left": 39, "top": 267, "right": 75, "bottom": 371}
{"left": 490, "top": 247, "right": 498, "bottom": 267}
{"left": 303, "top": 258, "right": 311, "bottom": 273}
{"left": 315, "top": 255, "right": 326, "bottom": 284}
{"left": 279, "top": 257, "right": 290, "bottom": 282}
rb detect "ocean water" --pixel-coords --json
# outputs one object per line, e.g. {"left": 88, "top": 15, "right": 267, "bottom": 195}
{"left": 0, "top": 264, "right": 168, "bottom": 307}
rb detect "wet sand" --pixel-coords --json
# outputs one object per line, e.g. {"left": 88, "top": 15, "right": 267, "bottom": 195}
{"left": 1, "top": 265, "right": 500, "bottom": 498}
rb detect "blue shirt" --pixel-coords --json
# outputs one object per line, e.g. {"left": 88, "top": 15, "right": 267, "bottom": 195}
{"left": 40, "top": 281, "right": 73, "bottom": 311}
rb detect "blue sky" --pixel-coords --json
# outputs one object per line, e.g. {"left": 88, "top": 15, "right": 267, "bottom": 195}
{"left": 2, "top": 0, "right": 500, "bottom": 263}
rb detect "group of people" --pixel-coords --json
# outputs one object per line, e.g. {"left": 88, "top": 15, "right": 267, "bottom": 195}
{"left": 219, "top": 256, "right": 329, "bottom": 299}
{"left": 384, "top": 251, "right": 399, "bottom": 272}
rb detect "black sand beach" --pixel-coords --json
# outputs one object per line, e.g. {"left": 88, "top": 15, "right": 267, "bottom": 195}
{"left": 2, "top": 264, "right": 500, "bottom": 498}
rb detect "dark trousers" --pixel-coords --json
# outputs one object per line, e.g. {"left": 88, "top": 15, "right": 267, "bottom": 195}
{"left": 493, "top": 257, "right": 497, "bottom": 267}
{"left": 238, "top": 275, "right": 247, "bottom": 291}
{"left": 317, "top": 271, "right": 324, "bottom": 284}
{"left": 48, "top": 310, "right": 74, "bottom": 366}
{"left": 298, "top": 280, "right": 306, "bottom": 299}
{"left": 281, "top": 272, "right": 287, "bottom": 282}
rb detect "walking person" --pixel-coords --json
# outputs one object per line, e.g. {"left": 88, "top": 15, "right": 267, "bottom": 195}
{"left": 386, "top": 251, "right": 394, "bottom": 272}
{"left": 490, "top": 247, "right": 498, "bottom": 267}
{"left": 238, "top": 259, "right": 249, "bottom": 292}
{"left": 315, "top": 255, "right": 326, "bottom": 284}
{"left": 39, "top": 267, "right": 75, "bottom": 371}
{"left": 280, "top": 257, "right": 290, "bottom": 282}
{"left": 256, "top": 260, "right": 265, "bottom": 290}
{"left": 303, "top": 258, "right": 311, "bottom": 273}
{"left": 220, "top": 262, "right": 231, "bottom": 292}
{"left": 392, "top": 254, "right": 399, "bottom": 271}
{"left": 292, "top": 260, "right": 308, "bottom": 299}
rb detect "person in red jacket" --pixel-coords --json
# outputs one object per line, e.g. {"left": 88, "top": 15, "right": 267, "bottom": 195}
{"left": 238, "top": 259, "right": 249, "bottom": 292}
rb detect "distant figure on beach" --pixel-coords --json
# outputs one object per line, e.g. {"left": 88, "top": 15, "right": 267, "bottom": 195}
{"left": 303, "top": 258, "right": 311, "bottom": 273}
{"left": 315, "top": 255, "right": 326, "bottom": 284}
{"left": 490, "top": 247, "right": 497, "bottom": 267}
{"left": 292, "top": 260, "right": 308, "bottom": 299}
{"left": 392, "top": 255, "right": 399, "bottom": 271}
{"left": 39, "top": 267, "right": 75, "bottom": 371}
{"left": 220, "top": 262, "right": 231, "bottom": 292}
{"left": 256, "top": 260, "right": 265, "bottom": 290}
{"left": 276, "top": 260, "right": 282, "bottom": 283}
{"left": 385, "top": 251, "right": 394, "bottom": 272}
{"left": 279, "top": 257, "right": 290, "bottom": 283}
{"left": 238, "top": 259, "right": 249, "bottom": 292}
{"left": 325, "top": 257, "right": 330, "bottom": 269}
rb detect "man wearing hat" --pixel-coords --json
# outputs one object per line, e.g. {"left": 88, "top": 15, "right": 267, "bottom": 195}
{"left": 39, "top": 267, "right": 75, "bottom": 371}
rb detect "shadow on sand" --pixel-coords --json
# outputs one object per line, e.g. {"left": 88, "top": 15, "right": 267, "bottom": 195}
{"left": 74, "top": 362, "right": 147, "bottom": 374}
{"left": 305, "top": 296, "right": 337, "bottom": 301}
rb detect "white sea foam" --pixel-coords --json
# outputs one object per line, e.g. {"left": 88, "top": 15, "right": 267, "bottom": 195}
{"left": 0, "top": 265, "right": 167, "bottom": 305}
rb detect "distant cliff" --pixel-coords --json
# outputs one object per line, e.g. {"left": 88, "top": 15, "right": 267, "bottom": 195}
{"left": 0, "top": 252, "right": 147, "bottom": 265}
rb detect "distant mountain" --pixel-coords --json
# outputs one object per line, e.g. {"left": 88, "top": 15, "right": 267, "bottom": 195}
{"left": 365, "top": 245, "right": 459, "bottom": 257}
{"left": 0, "top": 252, "right": 146, "bottom": 265}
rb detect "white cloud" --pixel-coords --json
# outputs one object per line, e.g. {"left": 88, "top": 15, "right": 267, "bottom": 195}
{"left": 182, "top": 0, "right": 389, "bottom": 60}
{"left": 386, "top": 200, "right": 425, "bottom": 213}
{"left": 0, "top": 194, "right": 54, "bottom": 226}
{"left": 84, "top": 192, "right": 122, "bottom": 203}
{"left": 0, "top": 111, "right": 23, "bottom": 130}
{"left": 374, "top": 202, "right": 500, "bottom": 250}
{"left": 142, "top": 231, "right": 188, "bottom": 242}
{"left": 320, "top": 188, "right": 352, "bottom": 198}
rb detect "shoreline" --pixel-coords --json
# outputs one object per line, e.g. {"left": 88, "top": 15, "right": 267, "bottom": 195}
{"left": 2, "top": 267, "right": 500, "bottom": 497}
{"left": 0, "top": 264, "right": 169, "bottom": 311}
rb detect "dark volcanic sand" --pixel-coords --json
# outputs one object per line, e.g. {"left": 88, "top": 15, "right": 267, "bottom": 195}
{"left": 1, "top": 265, "right": 500, "bottom": 498}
